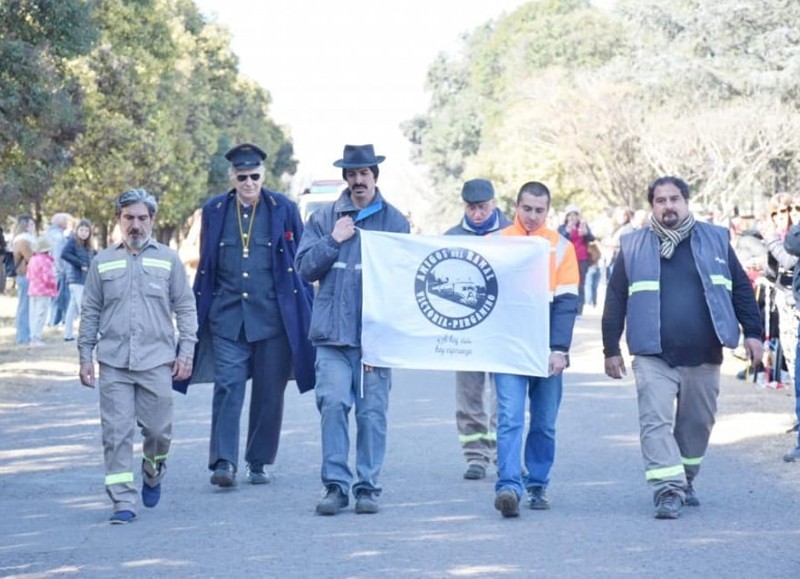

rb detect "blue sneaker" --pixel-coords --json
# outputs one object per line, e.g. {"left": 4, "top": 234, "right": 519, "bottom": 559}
{"left": 142, "top": 482, "right": 161, "bottom": 508}
{"left": 109, "top": 510, "right": 137, "bottom": 525}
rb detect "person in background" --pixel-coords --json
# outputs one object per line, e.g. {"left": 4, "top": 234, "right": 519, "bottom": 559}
{"left": 631, "top": 209, "right": 649, "bottom": 229}
{"left": 443, "top": 178, "right": 511, "bottom": 480}
{"left": 0, "top": 226, "right": 8, "bottom": 294}
{"left": 296, "top": 144, "right": 410, "bottom": 516}
{"left": 602, "top": 176, "right": 762, "bottom": 520}
{"left": 558, "top": 205, "right": 595, "bottom": 316}
{"left": 603, "top": 206, "right": 635, "bottom": 280}
{"left": 12, "top": 215, "right": 36, "bottom": 345}
{"left": 760, "top": 193, "right": 798, "bottom": 386}
{"left": 45, "top": 213, "right": 71, "bottom": 327}
{"left": 178, "top": 208, "right": 202, "bottom": 285}
{"left": 493, "top": 181, "right": 580, "bottom": 518}
{"left": 27, "top": 235, "right": 58, "bottom": 347}
{"left": 79, "top": 189, "right": 197, "bottom": 524}
{"left": 61, "top": 219, "right": 96, "bottom": 342}
{"left": 781, "top": 201, "right": 800, "bottom": 462}
{"left": 584, "top": 240, "right": 602, "bottom": 308}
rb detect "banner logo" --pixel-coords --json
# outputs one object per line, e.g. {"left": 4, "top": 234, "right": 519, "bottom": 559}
{"left": 414, "top": 247, "right": 498, "bottom": 330}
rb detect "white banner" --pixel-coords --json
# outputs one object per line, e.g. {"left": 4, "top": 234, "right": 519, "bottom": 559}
{"left": 360, "top": 231, "right": 551, "bottom": 377}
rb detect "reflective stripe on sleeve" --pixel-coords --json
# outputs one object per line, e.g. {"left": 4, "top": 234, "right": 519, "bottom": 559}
{"left": 628, "top": 280, "right": 660, "bottom": 295}
{"left": 555, "top": 283, "right": 579, "bottom": 297}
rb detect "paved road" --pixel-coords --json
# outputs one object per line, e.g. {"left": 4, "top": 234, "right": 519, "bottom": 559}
{"left": 1, "top": 310, "right": 799, "bottom": 578}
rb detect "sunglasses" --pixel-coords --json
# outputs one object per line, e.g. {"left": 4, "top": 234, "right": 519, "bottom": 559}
{"left": 236, "top": 173, "right": 262, "bottom": 183}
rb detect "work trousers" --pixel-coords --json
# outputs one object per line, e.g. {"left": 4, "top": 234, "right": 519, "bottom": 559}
{"left": 99, "top": 363, "right": 173, "bottom": 514}
{"left": 455, "top": 371, "right": 496, "bottom": 467}
{"left": 632, "top": 356, "right": 720, "bottom": 503}
{"left": 209, "top": 330, "right": 292, "bottom": 470}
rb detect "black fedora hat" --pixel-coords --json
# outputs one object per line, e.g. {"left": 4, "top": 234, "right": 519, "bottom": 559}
{"left": 332, "top": 144, "right": 386, "bottom": 169}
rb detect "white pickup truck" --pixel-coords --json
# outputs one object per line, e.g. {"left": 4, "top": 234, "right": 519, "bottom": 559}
{"left": 297, "top": 179, "right": 347, "bottom": 223}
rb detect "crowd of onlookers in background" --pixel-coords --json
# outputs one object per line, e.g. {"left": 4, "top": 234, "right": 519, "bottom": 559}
{"left": 1, "top": 213, "right": 96, "bottom": 347}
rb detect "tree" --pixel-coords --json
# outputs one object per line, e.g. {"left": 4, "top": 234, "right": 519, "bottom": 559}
{"left": 0, "top": 0, "right": 96, "bottom": 221}
{"left": 407, "top": 0, "right": 800, "bottom": 222}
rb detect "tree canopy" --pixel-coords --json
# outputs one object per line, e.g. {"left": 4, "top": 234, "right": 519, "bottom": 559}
{"left": 0, "top": 0, "right": 296, "bottom": 242}
{"left": 405, "top": 0, "right": 800, "bottom": 226}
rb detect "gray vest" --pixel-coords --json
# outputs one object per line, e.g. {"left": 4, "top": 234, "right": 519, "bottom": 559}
{"left": 620, "top": 222, "right": 740, "bottom": 354}
{"left": 209, "top": 200, "right": 283, "bottom": 342}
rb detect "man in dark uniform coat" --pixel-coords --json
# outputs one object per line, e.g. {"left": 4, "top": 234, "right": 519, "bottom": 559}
{"left": 174, "top": 143, "right": 315, "bottom": 487}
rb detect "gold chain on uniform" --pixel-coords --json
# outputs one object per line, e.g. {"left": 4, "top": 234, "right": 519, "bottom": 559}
{"left": 236, "top": 199, "right": 258, "bottom": 258}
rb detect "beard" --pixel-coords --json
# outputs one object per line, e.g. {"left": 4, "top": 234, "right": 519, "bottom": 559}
{"left": 660, "top": 211, "right": 680, "bottom": 228}
{"left": 126, "top": 231, "right": 148, "bottom": 250}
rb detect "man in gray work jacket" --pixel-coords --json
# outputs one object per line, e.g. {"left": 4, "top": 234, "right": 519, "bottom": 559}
{"left": 296, "top": 144, "right": 409, "bottom": 516}
{"left": 79, "top": 189, "right": 197, "bottom": 525}
{"left": 601, "top": 176, "right": 762, "bottom": 520}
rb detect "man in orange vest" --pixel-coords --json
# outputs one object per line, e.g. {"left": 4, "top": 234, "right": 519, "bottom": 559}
{"left": 493, "top": 181, "right": 580, "bottom": 518}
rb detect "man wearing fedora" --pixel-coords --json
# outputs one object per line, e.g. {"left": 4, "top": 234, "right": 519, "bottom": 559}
{"left": 444, "top": 179, "right": 511, "bottom": 480}
{"left": 296, "top": 144, "right": 410, "bottom": 515}
{"left": 173, "top": 143, "right": 316, "bottom": 489}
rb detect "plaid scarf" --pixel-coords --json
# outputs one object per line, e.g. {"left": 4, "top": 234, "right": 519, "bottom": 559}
{"left": 649, "top": 212, "right": 696, "bottom": 259}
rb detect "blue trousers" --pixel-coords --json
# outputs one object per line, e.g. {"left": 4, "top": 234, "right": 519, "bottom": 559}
{"left": 15, "top": 275, "right": 30, "bottom": 344}
{"left": 794, "top": 327, "right": 800, "bottom": 447}
{"left": 208, "top": 330, "right": 292, "bottom": 470}
{"left": 315, "top": 346, "right": 391, "bottom": 496}
{"left": 494, "top": 372, "right": 563, "bottom": 498}
{"left": 49, "top": 272, "right": 70, "bottom": 326}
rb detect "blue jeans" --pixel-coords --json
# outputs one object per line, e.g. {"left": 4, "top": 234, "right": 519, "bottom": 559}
{"left": 49, "top": 272, "right": 70, "bottom": 326}
{"left": 315, "top": 345, "right": 391, "bottom": 496}
{"left": 494, "top": 372, "right": 563, "bottom": 498}
{"left": 585, "top": 265, "right": 601, "bottom": 306}
{"left": 795, "top": 327, "right": 800, "bottom": 447}
{"left": 15, "top": 275, "right": 30, "bottom": 344}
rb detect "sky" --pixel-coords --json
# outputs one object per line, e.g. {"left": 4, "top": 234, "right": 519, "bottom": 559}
{"left": 192, "top": 0, "right": 531, "bottom": 210}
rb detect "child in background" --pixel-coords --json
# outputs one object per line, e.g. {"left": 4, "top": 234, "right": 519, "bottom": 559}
{"left": 27, "top": 235, "right": 58, "bottom": 347}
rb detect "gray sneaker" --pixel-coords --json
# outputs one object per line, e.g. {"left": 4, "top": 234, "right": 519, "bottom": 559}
{"left": 246, "top": 464, "right": 272, "bottom": 485}
{"left": 783, "top": 446, "right": 800, "bottom": 462}
{"left": 684, "top": 482, "right": 700, "bottom": 507}
{"left": 494, "top": 489, "right": 520, "bottom": 518}
{"left": 527, "top": 486, "right": 550, "bottom": 510}
{"left": 354, "top": 490, "right": 379, "bottom": 514}
{"left": 654, "top": 491, "right": 683, "bottom": 519}
{"left": 463, "top": 463, "right": 487, "bottom": 480}
{"left": 316, "top": 485, "right": 348, "bottom": 515}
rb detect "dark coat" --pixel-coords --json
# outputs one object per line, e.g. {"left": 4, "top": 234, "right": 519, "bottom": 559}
{"left": 61, "top": 236, "right": 95, "bottom": 285}
{"left": 173, "top": 188, "right": 316, "bottom": 394}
